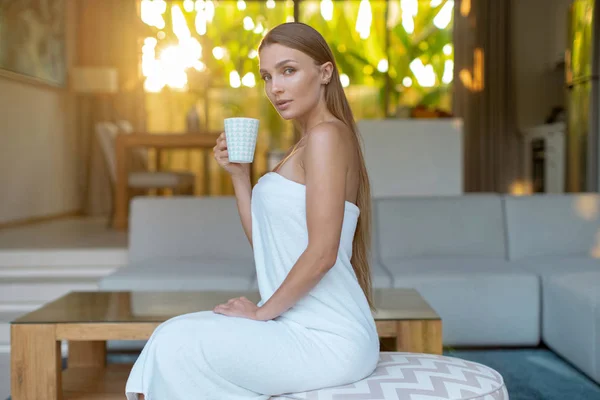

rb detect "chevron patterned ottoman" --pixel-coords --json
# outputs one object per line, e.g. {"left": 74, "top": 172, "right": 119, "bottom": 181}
{"left": 272, "top": 352, "right": 508, "bottom": 399}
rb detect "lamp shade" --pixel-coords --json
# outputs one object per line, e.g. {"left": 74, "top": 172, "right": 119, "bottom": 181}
{"left": 71, "top": 67, "right": 119, "bottom": 93}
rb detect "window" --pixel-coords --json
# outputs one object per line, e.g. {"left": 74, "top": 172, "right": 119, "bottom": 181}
{"left": 388, "top": 0, "right": 454, "bottom": 115}
{"left": 299, "top": 1, "right": 388, "bottom": 120}
{"left": 138, "top": 0, "right": 454, "bottom": 193}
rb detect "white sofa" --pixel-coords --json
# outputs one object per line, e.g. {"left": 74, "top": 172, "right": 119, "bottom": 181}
{"left": 504, "top": 194, "right": 600, "bottom": 384}
{"left": 100, "top": 197, "right": 256, "bottom": 291}
{"left": 98, "top": 193, "right": 600, "bottom": 384}
{"left": 373, "top": 195, "right": 540, "bottom": 347}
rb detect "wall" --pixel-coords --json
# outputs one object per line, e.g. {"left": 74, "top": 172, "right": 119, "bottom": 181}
{"left": 0, "top": 0, "right": 80, "bottom": 225}
{"left": 76, "top": 0, "right": 146, "bottom": 216}
{"left": 512, "top": 0, "right": 573, "bottom": 131}
{"left": 358, "top": 119, "right": 464, "bottom": 197}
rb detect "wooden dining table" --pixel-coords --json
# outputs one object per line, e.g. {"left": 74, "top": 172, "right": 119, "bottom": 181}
{"left": 113, "top": 132, "right": 220, "bottom": 230}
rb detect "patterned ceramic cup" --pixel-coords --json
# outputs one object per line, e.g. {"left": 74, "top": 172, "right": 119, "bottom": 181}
{"left": 224, "top": 117, "right": 260, "bottom": 163}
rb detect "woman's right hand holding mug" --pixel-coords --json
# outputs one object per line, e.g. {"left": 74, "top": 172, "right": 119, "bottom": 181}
{"left": 213, "top": 132, "right": 250, "bottom": 179}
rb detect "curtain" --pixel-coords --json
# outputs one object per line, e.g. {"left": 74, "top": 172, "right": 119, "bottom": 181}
{"left": 453, "top": 0, "right": 522, "bottom": 193}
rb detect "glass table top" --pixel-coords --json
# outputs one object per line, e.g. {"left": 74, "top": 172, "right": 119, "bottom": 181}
{"left": 12, "top": 288, "right": 440, "bottom": 324}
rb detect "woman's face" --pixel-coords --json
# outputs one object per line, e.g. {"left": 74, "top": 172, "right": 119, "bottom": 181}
{"left": 259, "top": 43, "right": 330, "bottom": 120}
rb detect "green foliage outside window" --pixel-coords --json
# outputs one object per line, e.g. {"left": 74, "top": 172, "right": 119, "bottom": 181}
{"left": 139, "top": 0, "right": 454, "bottom": 195}
{"left": 141, "top": 0, "right": 454, "bottom": 137}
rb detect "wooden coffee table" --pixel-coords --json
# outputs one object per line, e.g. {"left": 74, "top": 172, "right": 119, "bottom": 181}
{"left": 10, "top": 289, "right": 441, "bottom": 400}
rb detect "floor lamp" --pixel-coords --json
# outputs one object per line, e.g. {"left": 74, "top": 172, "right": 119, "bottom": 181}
{"left": 70, "top": 67, "right": 119, "bottom": 215}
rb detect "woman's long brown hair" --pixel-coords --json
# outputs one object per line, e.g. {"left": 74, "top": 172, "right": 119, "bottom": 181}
{"left": 259, "top": 22, "right": 375, "bottom": 311}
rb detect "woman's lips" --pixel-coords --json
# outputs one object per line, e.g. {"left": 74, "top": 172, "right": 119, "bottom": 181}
{"left": 276, "top": 100, "right": 292, "bottom": 110}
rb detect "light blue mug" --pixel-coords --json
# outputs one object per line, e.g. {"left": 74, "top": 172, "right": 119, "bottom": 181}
{"left": 224, "top": 117, "right": 260, "bottom": 163}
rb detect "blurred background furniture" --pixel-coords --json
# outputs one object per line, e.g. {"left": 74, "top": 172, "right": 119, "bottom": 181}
{"left": 358, "top": 119, "right": 464, "bottom": 197}
{"left": 95, "top": 122, "right": 196, "bottom": 227}
{"left": 71, "top": 67, "right": 120, "bottom": 216}
{"left": 111, "top": 130, "right": 220, "bottom": 229}
{"left": 98, "top": 193, "right": 600, "bottom": 385}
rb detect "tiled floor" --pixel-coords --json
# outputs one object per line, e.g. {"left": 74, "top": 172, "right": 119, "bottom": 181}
{"left": 0, "top": 217, "right": 128, "bottom": 399}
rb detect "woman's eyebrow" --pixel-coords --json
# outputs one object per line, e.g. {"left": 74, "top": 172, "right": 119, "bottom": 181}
{"left": 260, "top": 59, "right": 298, "bottom": 73}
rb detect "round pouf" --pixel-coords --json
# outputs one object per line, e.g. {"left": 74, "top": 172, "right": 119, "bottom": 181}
{"left": 273, "top": 352, "right": 509, "bottom": 399}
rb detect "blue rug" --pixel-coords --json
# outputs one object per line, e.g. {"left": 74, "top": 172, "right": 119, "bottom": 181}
{"left": 7, "top": 348, "right": 600, "bottom": 399}
{"left": 444, "top": 348, "right": 600, "bottom": 400}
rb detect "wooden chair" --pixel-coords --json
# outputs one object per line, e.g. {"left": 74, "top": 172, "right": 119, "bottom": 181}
{"left": 95, "top": 122, "right": 195, "bottom": 226}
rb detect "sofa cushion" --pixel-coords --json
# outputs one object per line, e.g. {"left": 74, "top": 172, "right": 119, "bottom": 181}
{"left": 128, "top": 197, "right": 253, "bottom": 264}
{"left": 513, "top": 256, "right": 599, "bottom": 276}
{"left": 369, "top": 260, "right": 394, "bottom": 288}
{"left": 504, "top": 194, "right": 600, "bottom": 259}
{"left": 99, "top": 256, "right": 256, "bottom": 291}
{"left": 382, "top": 257, "right": 540, "bottom": 346}
{"left": 542, "top": 271, "right": 600, "bottom": 384}
{"left": 374, "top": 195, "right": 506, "bottom": 259}
{"left": 357, "top": 119, "right": 463, "bottom": 198}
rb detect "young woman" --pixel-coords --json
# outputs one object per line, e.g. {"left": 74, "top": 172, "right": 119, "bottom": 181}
{"left": 126, "top": 22, "right": 379, "bottom": 400}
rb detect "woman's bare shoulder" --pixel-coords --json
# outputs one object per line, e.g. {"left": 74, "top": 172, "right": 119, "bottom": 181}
{"left": 303, "top": 120, "right": 357, "bottom": 180}
{"left": 305, "top": 120, "right": 354, "bottom": 152}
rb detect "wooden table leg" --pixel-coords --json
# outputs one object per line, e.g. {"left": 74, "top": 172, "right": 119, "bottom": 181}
{"left": 156, "top": 149, "right": 163, "bottom": 171}
{"left": 396, "top": 320, "right": 443, "bottom": 354}
{"left": 11, "top": 324, "right": 62, "bottom": 400}
{"left": 203, "top": 149, "right": 211, "bottom": 195}
{"left": 68, "top": 341, "right": 107, "bottom": 368}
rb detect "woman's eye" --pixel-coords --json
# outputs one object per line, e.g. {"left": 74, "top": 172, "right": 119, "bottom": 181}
{"left": 262, "top": 75, "right": 271, "bottom": 81}
{"left": 284, "top": 68, "right": 295, "bottom": 75}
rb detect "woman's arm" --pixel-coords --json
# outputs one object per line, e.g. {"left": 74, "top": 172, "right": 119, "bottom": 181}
{"left": 231, "top": 172, "right": 253, "bottom": 247}
{"left": 256, "top": 123, "right": 350, "bottom": 321}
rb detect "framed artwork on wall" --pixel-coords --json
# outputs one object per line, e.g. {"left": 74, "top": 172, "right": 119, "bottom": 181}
{"left": 0, "top": 0, "right": 66, "bottom": 88}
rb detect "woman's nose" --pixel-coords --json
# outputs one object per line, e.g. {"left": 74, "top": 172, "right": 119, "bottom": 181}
{"left": 270, "top": 78, "right": 284, "bottom": 95}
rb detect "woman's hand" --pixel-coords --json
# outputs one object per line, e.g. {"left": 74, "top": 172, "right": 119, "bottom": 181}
{"left": 213, "top": 296, "right": 264, "bottom": 320}
{"left": 213, "top": 132, "right": 251, "bottom": 178}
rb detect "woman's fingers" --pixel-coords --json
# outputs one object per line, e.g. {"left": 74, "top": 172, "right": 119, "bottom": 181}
{"left": 214, "top": 133, "right": 227, "bottom": 150}
{"left": 216, "top": 141, "right": 227, "bottom": 153}
{"left": 213, "top": 149, "right": 229, "bottom": 161}
{"left": 214, "top": 296, "right": 253, "bottom": 316}
{"left": 214, "top": 296, "right": 239, "bottom": 313}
